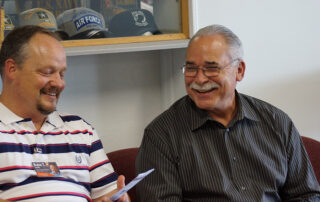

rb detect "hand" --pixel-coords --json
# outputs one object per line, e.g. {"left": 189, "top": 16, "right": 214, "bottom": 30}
{"left": 93, "top": 175, "right": 130, "bottom": 202}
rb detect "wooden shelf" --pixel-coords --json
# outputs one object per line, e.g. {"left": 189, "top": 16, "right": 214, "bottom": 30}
{"left": 62, "top": 33, "right": 187, "bottom": 48}
{"left": 64, "top": 38, "right": 189, "bottom": 56}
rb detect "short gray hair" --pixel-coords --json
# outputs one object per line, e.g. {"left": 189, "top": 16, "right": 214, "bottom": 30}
{"left": 188, "top": 24, "right": 244, "bottom": 60}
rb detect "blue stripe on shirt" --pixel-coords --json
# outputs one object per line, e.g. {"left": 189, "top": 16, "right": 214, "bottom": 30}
{"left": 91, "top": 172, "right": 118, "bottom": 188}
{"left": 60, "top": 115, "right": 82, "bottom": 122}
{"left": 0, "top": 143, "right": 90, "bottom": 154}
{"left": 90, "top": 140, "right": 103, "bottom": 154}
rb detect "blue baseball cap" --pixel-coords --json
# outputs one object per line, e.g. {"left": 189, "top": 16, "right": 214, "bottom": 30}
{"left": 57, "top": 7, "right": 109, "bottom": 40}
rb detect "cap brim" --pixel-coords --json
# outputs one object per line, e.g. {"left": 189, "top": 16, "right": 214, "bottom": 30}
{"left": 69, "top": 29, "right": 110, "bottom": 40}
{"left": 110, "top": 28, "right": 161, "bottom": 37}
{"left": 136, "top": 29, "right": 161, "bottom": 36}
{"left": 55, "top": 30, "right": 69, "bottom": 40}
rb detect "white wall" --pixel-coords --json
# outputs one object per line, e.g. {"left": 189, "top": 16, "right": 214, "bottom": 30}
{"left": 59, "top": 51, "right": 164, "bottom": 152}
{"left": 58, "top": 49, "right": 186, "bottom": 153}
{"left": 192, "top": 0, "right": 320, "bottom": 141}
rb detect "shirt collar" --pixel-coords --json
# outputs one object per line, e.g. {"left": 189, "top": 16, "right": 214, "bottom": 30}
{"left": 187, "top": 97, "right": 212, "bottom": 131}
{"left": 0, "top": 102, "right": 26, "bottom": 124}
{"left": 0, "top": 102, "right": 64, "bottom": 128}
{"left": 188, "top": 90, "right": 260, "bottom": 131}
{"left": 236, "top": 91, "right": 260, "bottom": 122}
{"left": 46, "top": 111, "right": 64, "bottom": 128}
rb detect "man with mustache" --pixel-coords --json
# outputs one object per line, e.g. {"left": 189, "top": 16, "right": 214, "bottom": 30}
{"left": 136, "top": 24, "right": 320, "bottom": 201}
{"left": 0, "top": 25, "right": 129, "bottom": 202}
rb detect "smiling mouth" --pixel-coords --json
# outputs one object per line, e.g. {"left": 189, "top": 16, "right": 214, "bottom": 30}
{"left": 43, "top": 92, "right": 57, "bottom": 96}
{"left": 40, "top": 89, "right": 58, "bottom": 97}
{"left": 190, "top": 81, "right": 220, "bottom": 94}
{"left": 194, "top": 87, "right": 218, "bottom": 93}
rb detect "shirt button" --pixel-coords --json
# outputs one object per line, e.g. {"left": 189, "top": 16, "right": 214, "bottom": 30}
{"left": 226, "top": 128, "right": 230, "bottom": 132}
{"left": 233, "top": 156, "right": 237, "bottom": 161}
{"left": 241, "top": 186, "right": 246, "bottom": 191}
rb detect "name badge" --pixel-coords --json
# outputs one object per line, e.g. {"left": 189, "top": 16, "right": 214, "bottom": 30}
{"left": 32, "top": 162, "right": 61, "bottom": 177}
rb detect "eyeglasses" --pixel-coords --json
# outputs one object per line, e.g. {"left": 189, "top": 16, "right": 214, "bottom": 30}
{"left": 182, "top": 58, "right": 240, "bottom": 77}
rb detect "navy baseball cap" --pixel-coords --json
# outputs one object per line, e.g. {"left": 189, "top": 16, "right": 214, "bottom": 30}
{"left": 57, "top": 7, "right": 109, "bottom": 40}
{"left": 109, "top": 9, "right": 160, "bottom": 37}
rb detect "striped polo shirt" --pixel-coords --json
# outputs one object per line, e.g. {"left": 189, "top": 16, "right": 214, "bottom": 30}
{"left": 136, "top": 92, "right": 320, "bottom": 201}
{"left": 0, "top": 103, "right": 117, "bottom": 201}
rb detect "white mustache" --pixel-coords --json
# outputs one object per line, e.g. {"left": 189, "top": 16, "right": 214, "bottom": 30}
{"left": 190, "top": 82, "right": 220, "bottom": 92}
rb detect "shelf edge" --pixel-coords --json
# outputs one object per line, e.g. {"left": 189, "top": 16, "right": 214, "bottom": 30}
{"left": 65, "top": 39, "right": 189, "bottom": 56}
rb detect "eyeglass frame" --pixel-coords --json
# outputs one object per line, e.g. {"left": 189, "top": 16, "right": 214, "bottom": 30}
{"left": 181, "top": 58, "right": 240, "bottom": 77}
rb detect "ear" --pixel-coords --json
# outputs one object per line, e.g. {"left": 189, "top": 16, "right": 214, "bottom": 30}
{"left": 4, "top": 59, "right": 18, "bottom": 80}
{"left": 236, "top": 60, "right": 246, "bottom": 82}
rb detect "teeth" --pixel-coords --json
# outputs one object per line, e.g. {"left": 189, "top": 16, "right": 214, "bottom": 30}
{"left": 44, "top": 92, "right": 56, "bottom": 96}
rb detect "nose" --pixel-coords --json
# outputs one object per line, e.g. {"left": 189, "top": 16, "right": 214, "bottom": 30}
{"left": 49, "top": 73, "right": 65, "bottom": 89}
{"left": 194, "top": 68, "right": 209, "bottom": 84}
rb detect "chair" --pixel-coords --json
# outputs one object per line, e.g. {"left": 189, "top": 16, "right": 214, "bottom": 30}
{"left": 107, "top": 147, "right": 139, "bottom": 202}
{"left": 301, "top": 136, "right": 320, "bottom": 184}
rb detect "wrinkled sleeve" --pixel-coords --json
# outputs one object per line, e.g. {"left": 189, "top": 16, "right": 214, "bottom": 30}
{"left": 89, "top": 129, "right": 117, "bottom": 199}
{"left": 136, "top": 128, "right": 182, "bottom": 202}
{"left": 280, "top": 121, "right": 320, "bottom": 201}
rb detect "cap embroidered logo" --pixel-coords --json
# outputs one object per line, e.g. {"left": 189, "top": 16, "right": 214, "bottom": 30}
{"left": 131, "top": 10, "right": 148, "bottom": 27}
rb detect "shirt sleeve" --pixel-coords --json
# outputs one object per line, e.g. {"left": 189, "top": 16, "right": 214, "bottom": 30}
{"left": 136, "top": 128, "right": 182, "bottom": 202}
{"left": 89, "top": 129, "right": 118, "bottom": 199}
{"left": 280, "top": 121, "right": 320, "bottom": 200}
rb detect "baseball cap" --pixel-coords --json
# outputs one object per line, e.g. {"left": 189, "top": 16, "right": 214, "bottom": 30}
{"left": 57, "top": 7, "right": 109, "bottom": 40}
{"left": 109, "top": 9, "right": 161, "bottom": 37}
{"left": 19, "top": 8, "right": 57, "bottom": 31}
{"left": 4, "top": 15, "right": 16, "bottom": 37}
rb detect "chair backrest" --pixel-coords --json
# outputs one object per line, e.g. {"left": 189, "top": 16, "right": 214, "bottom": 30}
{"left": 107, "top": 147, "right": 139, "bottom": 202}
{"left": 301, "top": 136, "right": 320, "bottom": 184}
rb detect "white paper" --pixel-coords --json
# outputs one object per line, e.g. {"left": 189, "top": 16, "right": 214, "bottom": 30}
{"left": 110, "top": 168, "right": 155, "bottom": 201}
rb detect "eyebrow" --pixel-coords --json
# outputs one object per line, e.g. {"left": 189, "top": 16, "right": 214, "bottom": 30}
{"left": 185, "top": 61, "right": 219, "bottom": 66}
{"left": 204, "top": 61, "right": 219, "bottom": 65}
{"left": 186, "top": 61, "right": 195, "bottom": 65}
